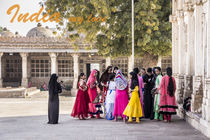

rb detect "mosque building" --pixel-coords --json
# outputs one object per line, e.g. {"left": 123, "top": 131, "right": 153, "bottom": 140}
{"left": 0, "top": 23, "right": 171, "bottom": 93}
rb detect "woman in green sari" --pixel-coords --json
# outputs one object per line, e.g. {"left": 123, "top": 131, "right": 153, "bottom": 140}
{"left": 154, "top": 67, "right": 163, "bottom": 121}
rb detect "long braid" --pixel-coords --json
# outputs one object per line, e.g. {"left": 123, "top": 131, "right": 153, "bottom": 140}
{"left": 167, "top": 67, "right": 174, "bottom": 97}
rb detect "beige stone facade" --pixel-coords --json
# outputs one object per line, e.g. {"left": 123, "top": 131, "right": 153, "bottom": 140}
{"left": 171, "top": 0, "right": 210, "bottom": 138}
{"left": 0, "top": 24, "right": 171, "bottom": 97}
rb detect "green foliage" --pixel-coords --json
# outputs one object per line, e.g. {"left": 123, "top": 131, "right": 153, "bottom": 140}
{"left": 44, "top": 0, "right": 172, "bottom": 57}
{"left": 0, "top": 27, "right": 3, "bottom": 33}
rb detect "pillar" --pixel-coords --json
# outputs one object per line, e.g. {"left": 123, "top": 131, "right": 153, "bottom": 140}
{"left": 49, "top": 53, "right": 58, "bottom": 74}
{"left": 171, "top": 16, "right": 176, "bottom": 74}
{"left": 178, "top": 12, "right": 186, "bottom": 75}
{"left": 192, "top": 4, "right": 203, "bottom": 113}
{"left": 184, "top": 4, "right": 194, "bottom": 99}
{"left": 170, "top": 14, "right": 179, "bottom": 103}
{"left": 128, "top": 56, "right": 133, "bottom": 76}
{"left": 0, "top": 53, "right": 3, "bottom": 87}
{"left": 20, "top": 53, "right": 28, "bottom": 87}
{"left": 72, "top": 54, "right": 79, "bottom": 94}
{"left": 176, "top": 11, "right": 185, "bottom": 104}
{"left": 105, "top": 57, "right": 111, "bottom": 68}
{"left": 157, "top": 56, "right": 162, "bottom": 67}
{"left": 202, "top": 0, "right": 210, "bottom": 122}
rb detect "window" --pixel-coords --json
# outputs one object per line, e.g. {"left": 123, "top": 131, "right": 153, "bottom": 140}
{"left": 31, "top": 59, "right": 50, "bottom": 77}
{"left": 134, "top": 58, "right": 143, "bottom": 69}
{"left": 5, "top": 59, "right": 22, "bottom": 78}
{"left": 111, "top": 57, "right": 128, "bottom": 76}
{"left": 161, "top": 56, "right": 172, "bottom": 74}
{"left": 58, "top": 59, "right": 74, "bottom": 77}
{"left": 101, "top": 60, "right": 106, "bottom": 72}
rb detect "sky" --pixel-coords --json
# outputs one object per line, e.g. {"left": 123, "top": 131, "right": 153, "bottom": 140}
{"left": 0, "top": 0, "right": 57, "bottom": 36}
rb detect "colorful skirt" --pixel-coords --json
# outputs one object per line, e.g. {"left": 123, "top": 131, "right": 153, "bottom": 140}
{"left": 113, "top": 89, "right": 128, "bottom": 118}
{"left": 71, "top": 89, "right": 89, "bottom": 118}
{"left": 123, "top": 90, "right": 143, "bottom": 118}
{"left": 159, "top": 94, "right": 178, "bottom": 115}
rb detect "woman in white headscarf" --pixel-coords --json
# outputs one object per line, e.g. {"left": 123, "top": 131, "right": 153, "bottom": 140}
{"left": 113, "top": 70, "right": 129, "bottom": 122}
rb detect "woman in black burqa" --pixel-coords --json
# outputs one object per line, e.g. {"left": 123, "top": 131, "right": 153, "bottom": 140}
{"left": 48, "top": 74, "right": 62, "bottom": 124}
{"left": 143, "top": 68, "right": 155, "bottom": 119}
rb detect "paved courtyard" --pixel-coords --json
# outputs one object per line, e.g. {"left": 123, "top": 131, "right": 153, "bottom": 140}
{"left": 0, "top": 97, "right": 209, "bottom": 140}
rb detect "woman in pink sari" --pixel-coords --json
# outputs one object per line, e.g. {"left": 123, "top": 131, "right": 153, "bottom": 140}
{"left": 157, "top": 67, "right": 177, "bottom": 123}
{"left": 87, "top": 69, "right": 100, "bottom": 119}
{"left": 113, "top": 70, "right": 129, "bottom": 122}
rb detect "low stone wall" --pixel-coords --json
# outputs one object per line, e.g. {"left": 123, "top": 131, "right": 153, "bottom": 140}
{"left": 184, "top": 112, "right": 210, "bottom": 138}
{"left": 177, "top": 104, "right": 210, "bottom": 138}
{"left": 0, "top": 87, "right": 26, "bottom": 98}
{"left": 30, "top": 77, "right": 73, "bottom": 88}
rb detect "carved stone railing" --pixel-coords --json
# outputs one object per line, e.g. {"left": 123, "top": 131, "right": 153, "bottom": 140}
{"left": 0, "top": 36, "right": 95, "bottom": 49}
{"left": 191, "top": 76, "right": 203, "bottom": 113}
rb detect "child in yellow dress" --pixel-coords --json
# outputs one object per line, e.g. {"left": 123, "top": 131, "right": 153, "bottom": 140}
{"left": 123, "top": 72, "right": 143, "bottom": 123}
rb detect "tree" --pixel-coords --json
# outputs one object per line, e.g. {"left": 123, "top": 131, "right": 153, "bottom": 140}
{"left": 0, "top": 27, "right": 4, "bottom": 33}
{"left": 44, "top": 0, "right": 172, "bottom": 57}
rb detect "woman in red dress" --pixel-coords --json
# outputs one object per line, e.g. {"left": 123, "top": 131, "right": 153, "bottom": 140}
{"left": 71, "top": 73, "right": 89, "bottom": 120}
{"left": 157, "top": 67, "right": 177, "bottom": 122}
{"left": 87, "top": 69, "right": 101, "bottom": 119}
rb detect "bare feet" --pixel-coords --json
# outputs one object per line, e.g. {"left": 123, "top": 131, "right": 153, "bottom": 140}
{"left": 114, "top": 117, "right": 117, "bottom": 122}
{"left": 123, "top": 118, "right": 126, "bottom": 123}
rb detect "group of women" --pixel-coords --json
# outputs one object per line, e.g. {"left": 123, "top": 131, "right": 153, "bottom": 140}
{"left": 48, "top": 66, "right": 178, "bottom": 124}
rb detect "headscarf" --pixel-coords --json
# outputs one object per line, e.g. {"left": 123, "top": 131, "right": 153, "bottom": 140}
{"left": 48, "top": 73, "right": 58, "bottom": 101}
{"left": 87, "top": 69, "right": 97, "bottom": 86}
{"left": 48, "top": 73, "right": 58, "bottom": 92}
{"left": 114, "top": 70, "right": 127, "bottom": 90}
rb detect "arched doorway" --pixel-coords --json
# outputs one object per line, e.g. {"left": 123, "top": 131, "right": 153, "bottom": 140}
{"left": 2, "top": 53, "right": 22, "bottom": 87}
{"left": 79, "top": 54, "right": 106, "bottom": 78}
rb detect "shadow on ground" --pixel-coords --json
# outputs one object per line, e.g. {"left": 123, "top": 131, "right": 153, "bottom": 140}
{"left": 0, "top": 115, "right": 209, "bottom": 140}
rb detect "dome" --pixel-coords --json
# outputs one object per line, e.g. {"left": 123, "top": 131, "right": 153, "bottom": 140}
{"left": 0, "top": 28, "right": 15, "bottom": 37}
{"left": 26, "top": 23, "right": 55, "bottom": 37}
{"left": 14, "top": 32, "right": 21, "bottom": 37}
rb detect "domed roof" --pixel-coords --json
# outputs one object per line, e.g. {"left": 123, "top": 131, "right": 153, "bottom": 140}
{"left": 26, "top": 23, "right": 55, "bottom": 37}
{"left": 0, "top": 28, "right": 15, "bottom": 37}
{"left": 14, "top": 32, "right": 21, "bottom": 37}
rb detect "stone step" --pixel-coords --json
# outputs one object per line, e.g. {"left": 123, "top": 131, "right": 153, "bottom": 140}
{"left": 0, "top": 87, "right": 26, "bottom": 98}
{"left": 27, "top": 90, "right": 76, "bottom": 101}
{"left": 25, "top": 87, "right": 37, "bottom": 92}
{"left": 27, "top": 91, "right": 48, "bottom": 98}
{"left": 25, "top": 89, "right": 40, "bottom": 97}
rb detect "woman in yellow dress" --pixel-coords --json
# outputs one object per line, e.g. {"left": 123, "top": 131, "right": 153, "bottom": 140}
{"left": 123, "top": 72, "right": 143, "bottom": 123}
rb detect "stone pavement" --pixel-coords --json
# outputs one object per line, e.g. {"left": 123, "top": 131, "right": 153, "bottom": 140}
{"left": 0, "top": 97, "right": 75, "bottom": 117}
{"left": 0, "top": 97, "right": 209, "bottom": 140}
